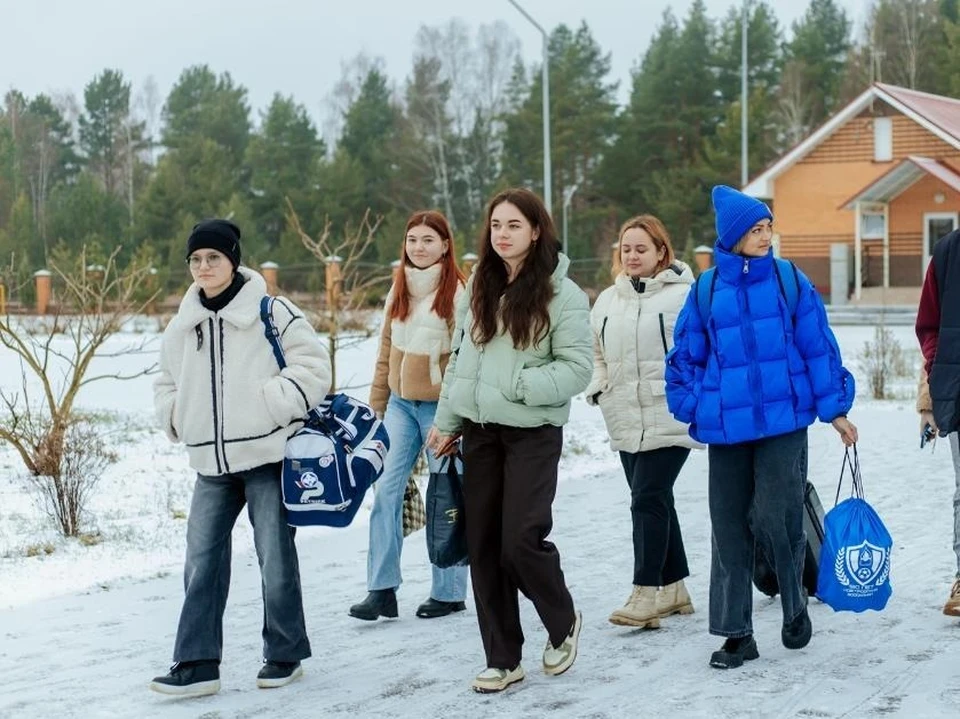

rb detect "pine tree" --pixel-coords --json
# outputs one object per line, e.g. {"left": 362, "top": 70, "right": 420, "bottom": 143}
{"left": 783, "top": 0, "right": 852, "bottom": 127}
{"left": 162, "top": 65, "right": 251, "bottom": 170}
{"left": 499, "top": 22, "right": 619, "bottom": 256}
{"left": 78, "top": 70, "right": 143, "bottom": 197}
{"left": 245, "top": 94, "right": 326, "bottom": 257}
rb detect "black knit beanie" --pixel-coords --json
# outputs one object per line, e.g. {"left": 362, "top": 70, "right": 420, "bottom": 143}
{"left": 186, "top": 219, "right": 242, "bottom": 269}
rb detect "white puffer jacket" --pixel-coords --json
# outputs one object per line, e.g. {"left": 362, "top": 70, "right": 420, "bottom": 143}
{"left": 154, "top": 267, "right": 331, "bottom": 476}
{"left": 585, "top": 262, "right": 702, "bottom": 453}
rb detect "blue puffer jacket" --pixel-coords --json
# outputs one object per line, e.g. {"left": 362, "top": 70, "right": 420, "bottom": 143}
{"left": 665, "top": 245, "right": 855, "bottom": 445}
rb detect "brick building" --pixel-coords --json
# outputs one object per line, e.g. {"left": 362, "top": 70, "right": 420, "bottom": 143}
{"left": 743, "top": 83, "right": 960, "bottom": 299}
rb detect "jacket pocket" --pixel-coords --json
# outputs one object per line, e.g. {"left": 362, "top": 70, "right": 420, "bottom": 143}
{"left": 505, "top": 359, "right": 525, "bottom": 402}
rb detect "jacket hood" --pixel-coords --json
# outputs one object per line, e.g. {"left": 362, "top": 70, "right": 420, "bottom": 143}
{"left": 172, "top": 266, "right": 267, "bottom": 331}
{"left": 614, "top": 261, "right": 695, "bottom": 297}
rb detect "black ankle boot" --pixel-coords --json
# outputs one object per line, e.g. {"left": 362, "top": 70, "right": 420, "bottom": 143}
{"left": 149, "top": 660, "right": 221, "bottom": 696}
{"left": 348, "top": 589, "right": 398, "bottom": 621}
{"left": 782, "top": 607, "right": 812, "bottom": 649}
{"left": 709, "top": 635, "right": 759, "bottom": 669}
{"left": 415, "top": 598, "right": 467, "bottom": 618}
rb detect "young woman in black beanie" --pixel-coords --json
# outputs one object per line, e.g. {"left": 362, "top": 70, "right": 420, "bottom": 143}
{"left": 150, "top": 219, "right": 332, "bottom": 696}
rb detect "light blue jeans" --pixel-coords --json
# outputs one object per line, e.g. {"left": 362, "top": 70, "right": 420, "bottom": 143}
{"left": 367, "top": 396, "right": 468, "bottom": 601}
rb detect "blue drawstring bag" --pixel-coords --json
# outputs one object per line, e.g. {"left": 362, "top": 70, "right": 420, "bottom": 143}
{"left": 817, "top": 445, "right": 893, "bottom": 612}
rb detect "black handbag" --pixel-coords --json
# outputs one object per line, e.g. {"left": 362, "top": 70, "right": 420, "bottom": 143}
{"left": 752, "top": 480, "right": 826, "bottom": 598}
{"left": 425, "top": 453, "right": 469, "bottom": 569}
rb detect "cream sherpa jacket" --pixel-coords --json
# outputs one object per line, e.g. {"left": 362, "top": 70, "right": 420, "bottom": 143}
{"left": 154, "top": 267, "right": 331, "bottom": 476}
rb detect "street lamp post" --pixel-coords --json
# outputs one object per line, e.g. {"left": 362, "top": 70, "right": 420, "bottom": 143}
{"left": 508, "top": 0, "right": 552, "bottom": 215}
{"left": 562, "top": 184, "right": 579, "bottom": 257}
{"left": 741, "top": 0, "right": 749, "bottom": 188}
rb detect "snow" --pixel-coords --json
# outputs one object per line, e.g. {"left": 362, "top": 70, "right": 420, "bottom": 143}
{"left": 1, "top": 321, "right": 958, "bottom": 718}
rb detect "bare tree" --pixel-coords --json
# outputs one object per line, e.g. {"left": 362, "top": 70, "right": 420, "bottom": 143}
{"left": 414, "top": 20, "right": 520, "bottom": 221}
{"left": 405, "top": 56, "right": 456, "bottom": 223}
{"left": 866, "top": 0, "right": 940, "bottom": 89}
{"left": 321, "top": 53, "right": 386, "bottom": 153}
{"left": 51, "top": 91, "right": 82, "bottom": 132}
{"left": 286, "top": 201, "right": 388, "bottom": 391}
{"left": 777, "top": 60, "right": 815, "bottom": 146}
{"left": 0, "top": 246, "right": 160, "bottom": 536}
{"left": 135, "top": 75, "right": 161, "bottom": 165}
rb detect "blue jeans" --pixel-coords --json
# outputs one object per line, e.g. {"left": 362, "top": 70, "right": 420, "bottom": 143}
{"left": 367, "top": 396, "right": 468, "bottom": 601}
{"left": 707, "top": 429, "right": 808, "bottom": 638}
{"left": 173, "top": 463, "right": 311, "bottom": 663}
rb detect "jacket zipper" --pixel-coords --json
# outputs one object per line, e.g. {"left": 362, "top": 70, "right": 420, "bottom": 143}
{"left": 475, "top": 342, "right": 484, "bottom": 424}
{"left": 658, "top": 313, "right": 668, "bottom": 355}
{"left": 210, "top": 317, "right": 229, "bottom": 472}
{"left": 600, "top": 316, "right": 608, "bottom": 350}
{"left": 739, "top": 285, "right": 767, "bottom": 435}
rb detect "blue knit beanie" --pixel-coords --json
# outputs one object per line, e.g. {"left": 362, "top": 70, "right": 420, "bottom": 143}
{"left": 711, "top": 185, "right": 773, "bottom": 252}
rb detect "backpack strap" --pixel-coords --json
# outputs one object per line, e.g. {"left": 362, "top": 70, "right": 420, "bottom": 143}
{"left": 260, "top": 296, "right": 287, "bottom": 370}
{"left": 696, "top": 267, "right": 718, "bottom": 328}
{"left": 697, "top": 260, "right": 799, "bottom": 328}
{"left": 260, "top": 295, "right": 327, "bottom": 426}
{"left": 773, "top": 258, "right": 800, "bottom": 319}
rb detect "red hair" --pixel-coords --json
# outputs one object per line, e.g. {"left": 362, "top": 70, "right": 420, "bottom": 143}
{"left": 389, "top": 210, "right": 466, "bottom": 321}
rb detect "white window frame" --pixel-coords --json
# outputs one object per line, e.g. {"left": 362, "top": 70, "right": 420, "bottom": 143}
{"left": 860, "top": 205, "right": 886, "bottom": 240}
{"left": 923, "top": 211, "right": 959, "bottom": 273}
{"left": 874, "top": 117, "right": 893, "bottom": 162}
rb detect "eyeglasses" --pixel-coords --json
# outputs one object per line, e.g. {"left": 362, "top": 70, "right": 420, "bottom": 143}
{"left": 187, "top": 254, "right": 225, "bottom": 269}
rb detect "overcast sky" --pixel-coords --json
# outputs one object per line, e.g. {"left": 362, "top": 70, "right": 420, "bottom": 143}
{"left": 2, "top": 0, "right": 868, "bottom": 137}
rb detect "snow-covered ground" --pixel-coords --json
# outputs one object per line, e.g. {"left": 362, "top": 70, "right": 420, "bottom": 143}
{"left": 1, "top": 321, "right": 957, "bottom": 718}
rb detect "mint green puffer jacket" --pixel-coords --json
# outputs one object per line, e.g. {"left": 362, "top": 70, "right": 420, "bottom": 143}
{"left": 434, "top": 254, "right": 593, "bottom": 434}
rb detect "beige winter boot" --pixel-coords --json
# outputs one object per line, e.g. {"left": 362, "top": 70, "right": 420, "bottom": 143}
{"left": 656, "top": 580, "right": 695, "bottom": 618}
{"left": 608, "top": 586, "right": 660, "bottom": 628}
{"left": 944, "top": 578, "right": 960, "bottom": 617}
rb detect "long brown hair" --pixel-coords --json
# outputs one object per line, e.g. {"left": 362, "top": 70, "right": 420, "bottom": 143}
{"left": 471, "top": 188, "right": 558, "bottom": 349}
{"left": 389, "top": 210, "right": 465, "bottom": 322}
{"left": 611, "top": 214, "right": 675, "bottom": 277}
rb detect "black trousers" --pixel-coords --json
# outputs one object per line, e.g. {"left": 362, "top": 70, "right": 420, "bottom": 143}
{"left": 461, "top": 420, "right": 576, "bottom": 670}
{"left": 619, "top": 446, "right": 691, "bottom": 587}
{"left": 707, "top": 429, "right": 808, "bottom": 637}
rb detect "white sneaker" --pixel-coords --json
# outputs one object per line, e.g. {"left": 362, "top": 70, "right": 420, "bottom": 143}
{"left": 656, "top": 580, "right": 695, "bottom": 618}
{"left": 543, "top": 610, "right": 582, "bottom": 676}
{"left": 609, "top": 586, "right": 659, "bottom": 628}
{"left": 471, "top": 665, "right": 524, "bottom": 693}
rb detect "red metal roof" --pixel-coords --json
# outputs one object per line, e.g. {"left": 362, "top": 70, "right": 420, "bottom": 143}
{"left": 840, "top": 156, "right": 960, "bottom": 208}
{"left": 744, "top": 84, "right": 960, "bottom": 198}
{"left": 876, "top": 83, "right": 960, "bottom": 143}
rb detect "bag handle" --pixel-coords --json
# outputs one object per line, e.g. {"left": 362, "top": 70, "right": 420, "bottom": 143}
{"left": 834, "top": 443, "right": 864, "bottom": 506}
{"left": 437, "top": 448, "right": 464, "bottom": 474}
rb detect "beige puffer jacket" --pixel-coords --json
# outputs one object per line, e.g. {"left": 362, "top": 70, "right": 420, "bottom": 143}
{"left": 585, "top": 262, "right": 702, "bottom": 453}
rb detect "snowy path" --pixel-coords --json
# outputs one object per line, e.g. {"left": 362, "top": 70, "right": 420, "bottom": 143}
{"left": 2, "top": 398, "right": 958, "bottom": 718}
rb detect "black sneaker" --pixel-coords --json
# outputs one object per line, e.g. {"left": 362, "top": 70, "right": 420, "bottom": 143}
{"left": 709, "top": 636, "right": 759, "bottom": 669}
{"left": 782, "top": 607, "right": 812, "bottom": 649}
{"left": 256, "top": 660, "right": 304, "bottom": 689}
{"left": 348, "top": 589, "right": 398, "bottom": 621}
{"left": 149, "top": 661, "right": 220, "bottom": 697}
{"left": 415, "top": 598, "right": 467, "bottom": 618}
